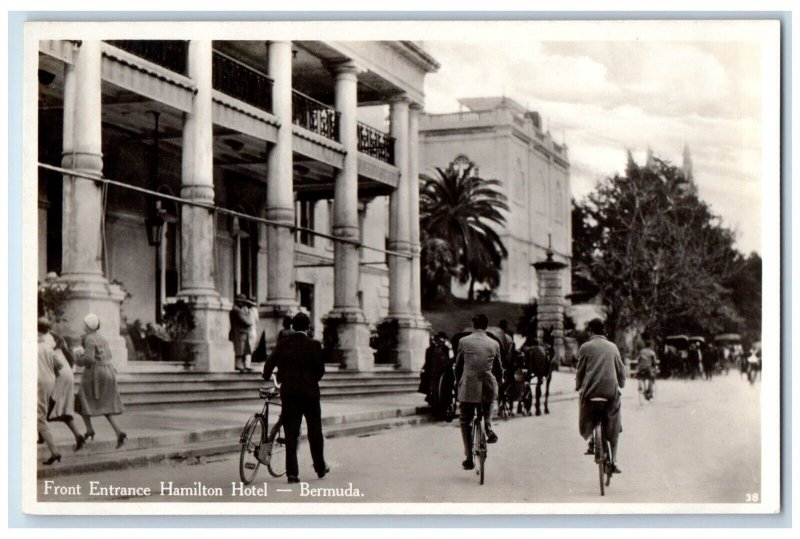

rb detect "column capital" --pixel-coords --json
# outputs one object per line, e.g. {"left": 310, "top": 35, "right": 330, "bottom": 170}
{"left": 388, "top": 93, "right": 412, "bottom": 106}
{"left": 409, "top": 101, "right": 425, "bottom": 112}
{"left": 325, "top": 59, "right": 363, "bottom": 78}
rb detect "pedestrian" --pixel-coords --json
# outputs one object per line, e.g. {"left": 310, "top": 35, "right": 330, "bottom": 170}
{"left": 262, "top": 312, "right": 329, "bottom": 484}
{"left": 688, "top": 342, "right": 702, "bottom": 380}
{"left": 575, "top": 318, "right": 625, "bottom": 473}
{"left": 229, "top": 294, "right": 253, "bottom": 373}
{"left": 37, "top": 318, "right": 62, "bottom": 465}
{"left": 75, "top": 313, "right": 127, "bottom": 448}
{"left": 277, "top": 315, "right": 294, "bottom": 341}
{"left": 702, "top": 343, "right": 717, "bottom": 380}
{"left": 245, "top": 297, "right": 259, "bottom": 369}
{"left": 44, "top": 328, "right": 85, "bottom": 451}
{"left": 455, "top": 314, "right": 503, "bottom": 471}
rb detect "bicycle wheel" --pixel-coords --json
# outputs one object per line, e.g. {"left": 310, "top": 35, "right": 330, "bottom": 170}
{"left": 637, "top": 381, "right": 644, "bottom": 405}
{"left": 473, "top": 420, "right": 486, "bottom": 485}
{"left": 239, "top": 414, "right": 265, "bottom": 485}
{"left": 594, "top": 426, "right": 605, "bottom": 496}
{"left": 265, "top": 419, "right": 287, "bottom": 478}
{"left": 438, "top": 375, "right": 456, "bottom": 422}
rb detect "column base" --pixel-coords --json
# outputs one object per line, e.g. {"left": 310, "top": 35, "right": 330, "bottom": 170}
{"left": 56, "top": 276, "right": 128, "bottom": 371}
{"left": 380, "top": 315, "right": 431, "bottom": 372}
{"left": 323, "top": 310, "right": 374, "bottom": 372}
{"left": 178, "top": 294, "right": 235, "bottom": 372}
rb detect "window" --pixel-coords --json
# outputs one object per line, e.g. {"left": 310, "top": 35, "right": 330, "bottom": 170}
{"left": 296, "top": 199, "right": 315, "bottom": 247}
{"left": 297, "top": 282, "right": 314, "bottom": 320}
{"left": 231, "top": 210, "right": 258, "bottom": 299}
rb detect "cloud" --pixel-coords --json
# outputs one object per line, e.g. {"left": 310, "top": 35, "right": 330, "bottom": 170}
{"left": 421, "top": 40, "right": 764, "bottom": 254}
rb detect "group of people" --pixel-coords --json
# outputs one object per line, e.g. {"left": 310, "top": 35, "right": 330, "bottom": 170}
{"left": 37, "top": 313, "right": 126, "bottom": 465}
{"left": 425, "top": 314, "right": 626, "bottom": 474}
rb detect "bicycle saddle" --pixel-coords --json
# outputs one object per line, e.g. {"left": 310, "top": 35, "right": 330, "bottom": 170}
{"left": 259, "top": 387, "right": 279, "bottom": 399}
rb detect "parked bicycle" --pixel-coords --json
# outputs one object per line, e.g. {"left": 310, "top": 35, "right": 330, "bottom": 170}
{"left": 238, "top": 376, "right": 287, "bottom": 484}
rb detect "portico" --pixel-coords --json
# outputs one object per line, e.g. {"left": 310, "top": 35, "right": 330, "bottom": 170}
{"left": 37, "top": 39, "right": 439, "bottom": 374}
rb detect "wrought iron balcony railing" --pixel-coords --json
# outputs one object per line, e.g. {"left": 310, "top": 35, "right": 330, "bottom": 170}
{"left": 357, "top": 122, "right": 395, "bottom": 165}
{"left": 292, "top": 90, "right": 340, "bottom": 142}
{"left": 105, "top": 40, "right": 188, "bottom": 75}
{"left": 212, "top": 50, "right": 273, "bottom": 113}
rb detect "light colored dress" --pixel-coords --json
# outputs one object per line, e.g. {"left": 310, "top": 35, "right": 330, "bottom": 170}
{"left": 37, "top": 337, "right": 58, "bottom": 434}
{"left": 45, "top": 333, "right": 76, "bottom": 421}
{"left": 76, "top": 332, "right": 124, "bottom": 416}
{"left": 247, "top": 306, "right": 259, "bottom": 353}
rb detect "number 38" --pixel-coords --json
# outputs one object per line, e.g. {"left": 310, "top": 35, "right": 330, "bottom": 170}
{"left": 746, "top": 493, "right": 760, "bottom": 502}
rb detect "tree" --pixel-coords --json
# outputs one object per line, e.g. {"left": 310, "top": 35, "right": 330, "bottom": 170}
{"left": 420, "top": 160, "right": 509, "bottom": 301}
{"left": 573, "top": 153, "right": 744, "bottom": 342}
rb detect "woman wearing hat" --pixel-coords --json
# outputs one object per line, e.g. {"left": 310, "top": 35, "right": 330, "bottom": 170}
{"left": 229, "top": 295, "right": 254, "bottom": 373}
{"left": 75, "top": 313, "right": 127, "bottom": 448}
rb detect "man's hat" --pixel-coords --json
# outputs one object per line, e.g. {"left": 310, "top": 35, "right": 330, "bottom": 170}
{"left": 234, "top": 293, "right": 247, "bottom": 304}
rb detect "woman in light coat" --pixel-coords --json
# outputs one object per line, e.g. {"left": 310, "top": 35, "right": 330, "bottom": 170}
{"left": 37, "top": 318, "right": 61, "bottom": 464}
{"left": 45, "top": 330, "right": 85, "bottom": 451}
{"left": 75, "top": 313, "right": 127, "bottom": 448}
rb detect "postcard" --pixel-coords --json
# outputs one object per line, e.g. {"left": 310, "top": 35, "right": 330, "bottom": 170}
{"left": 21, "top": 18, "right": 781, "bottom": 515}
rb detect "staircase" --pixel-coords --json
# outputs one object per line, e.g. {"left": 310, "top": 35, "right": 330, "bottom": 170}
{"left": 87, "top": 366, "right": 422, "bottom": 409}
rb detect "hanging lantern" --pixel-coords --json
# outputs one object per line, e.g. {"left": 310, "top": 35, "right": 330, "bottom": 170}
{"left": 145, "top": 205, "right": 166, "bottom": 247}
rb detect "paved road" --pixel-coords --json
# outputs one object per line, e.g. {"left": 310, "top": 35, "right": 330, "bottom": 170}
{"left": 39, "top": 373, "right": 760, "bottom": 504}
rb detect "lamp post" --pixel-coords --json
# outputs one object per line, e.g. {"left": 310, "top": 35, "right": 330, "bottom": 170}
{"left": 146, "top": 203, "right": 166, "bottom": 323}
{"left": 145, "top": 110, "right": 165, "bottom": 323}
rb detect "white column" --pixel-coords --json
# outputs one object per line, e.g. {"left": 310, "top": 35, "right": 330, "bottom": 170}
{"left": 61, "top": 40, "right": 104, "bottom": 282}
{"left": 388, "top": 95, "right": 412, "bottom": 318}
{"left": 325, "top": 60, "right": 373, "bottom": 371}
{"left": 59, "top": 40, "right": 127, "bottom": 367}
{"left": 179, "top": 40, "right": 234, "bottom": 371}
{"left": 408, "top": 104, "right": 423, "bottom": 318}
{"left": 265, "top": 41, "right": 296, "bottom": 311}
{"left": 331, "top": 61, "right": 361, "bottom": 313}
{"left": 180, "top": 40, "right": 216, "bottom": 296}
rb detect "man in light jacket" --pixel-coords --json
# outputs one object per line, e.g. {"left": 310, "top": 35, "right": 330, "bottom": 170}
{"left": 455, "top": 314, "right": 503, "bottom": 470}
{"left": 575, "top": 318, "right": 626, "bottom": 473}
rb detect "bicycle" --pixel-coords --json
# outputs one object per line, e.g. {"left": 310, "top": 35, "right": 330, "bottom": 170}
{"left": 239, "top": 376, "right": 287, "bottom": 484}
{"left": 636, "top": 373, "right": 655, "bottom": 405}
{"left": 436, "top": 365, "right": 457, "bottom": 422}
{"left": 471, "top": 406, "right": 488, "bottom": 485}
{"left": 589, "top": 398, "right": 614, "bottom": 496}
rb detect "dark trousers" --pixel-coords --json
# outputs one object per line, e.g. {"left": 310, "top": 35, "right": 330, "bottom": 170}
{"left": 459, "top": 402, "right": 493, "bottom": 458}
{"left": 280, "top": 394, "right": 326, "bottom": 479}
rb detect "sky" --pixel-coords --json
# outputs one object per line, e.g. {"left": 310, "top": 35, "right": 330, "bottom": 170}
{"left": 419, "top": 40, "right": 764, "bottom": 255}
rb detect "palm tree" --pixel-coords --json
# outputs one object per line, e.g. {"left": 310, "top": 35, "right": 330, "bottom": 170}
{"left": 420, "top": 160, "right": 509, "bottom": 301}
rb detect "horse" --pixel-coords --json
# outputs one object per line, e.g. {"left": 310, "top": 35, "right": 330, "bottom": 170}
{"left": 521, "top": 331, "right": 556, "bottom": 416}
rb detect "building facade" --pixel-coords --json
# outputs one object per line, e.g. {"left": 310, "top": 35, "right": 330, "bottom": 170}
{"left": 37, "top": 39, "right": 438, "bottom": 372}
{"left": 419, "top": 96, "right": 572, "bottom": 305}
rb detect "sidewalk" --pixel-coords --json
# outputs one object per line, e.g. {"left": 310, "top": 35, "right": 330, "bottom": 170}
{"left": 38, "top": 371, "right": 576, "bottom": 478}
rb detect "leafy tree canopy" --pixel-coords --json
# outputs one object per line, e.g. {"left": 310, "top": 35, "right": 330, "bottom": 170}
{"left": 573, "top": 153, "right": 759, "bottom": 343}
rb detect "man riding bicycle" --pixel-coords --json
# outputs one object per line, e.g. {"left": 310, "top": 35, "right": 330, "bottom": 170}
{"left": 575, "top": 318, "right": 625, "bottom": 474}
{"left": 456, "top": 314, "right": 503, "bottom": 471}
{"left": 636, "top": 338, "right": 657, "bottom": 400}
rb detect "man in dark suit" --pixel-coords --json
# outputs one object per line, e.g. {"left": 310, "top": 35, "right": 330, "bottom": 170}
{"left": 263, "top": 312, "right": 329, "bottom": 483}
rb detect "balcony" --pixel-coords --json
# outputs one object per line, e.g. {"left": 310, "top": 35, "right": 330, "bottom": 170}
{"left": 292, "top": 90, "right": 340, "bottom": 142}
{"left": 212, "top": 50, "right": 273, "bottom": 114}
{"left": 357, "top": 122, "right": 395, "bottom": 165}
{"left": 105, "top": 40, "right": 188, "bottom": 75}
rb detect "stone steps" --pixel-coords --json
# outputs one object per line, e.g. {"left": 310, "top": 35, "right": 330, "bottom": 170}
{"left": 76, "top": 369, "right": 421, "bottom": 409}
